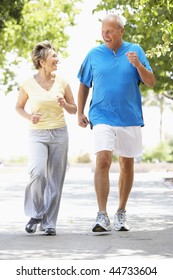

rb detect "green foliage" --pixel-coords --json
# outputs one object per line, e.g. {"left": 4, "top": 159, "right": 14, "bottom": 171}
{"left": 0, "top": 0, "right": 28, "bottom": 65}
{"left": 143, "top": 140, "right": 173, "bottom": 162}
{"left": 0, "top": 0, "right": 27, "bottom": 30}
{"left": 112, "top": 155, "right": 118, "bottom": 162}
{"left": 8, "top": 156, "right": 28, "bottom": 164}
{"left": 0, "top": 0, "right": 81, "bottom": 94}
{"left": 94, "top": 0, "right": 173, "bottom": 97}
{"left": 3, "top": 0, "right": 81, "bottom": 59}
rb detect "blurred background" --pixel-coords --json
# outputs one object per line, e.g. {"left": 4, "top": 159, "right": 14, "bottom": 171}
{"left": 0, "top": 0, "right": 173, "bottom": 166}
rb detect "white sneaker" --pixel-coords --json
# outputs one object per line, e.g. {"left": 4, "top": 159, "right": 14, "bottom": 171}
{"left": 114, "top": 210, "right": 129, "bottom": 231}
{"left": 92, "top": 211, "right": 111, "bottom": 232}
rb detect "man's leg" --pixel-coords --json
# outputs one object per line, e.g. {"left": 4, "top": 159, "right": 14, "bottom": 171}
{"left": 92, "top": 150, "right": 112, "bottom": 232}
{"left": 118, "top": 156, "right": 134, "bottom": 210}
{"left": 94, "top": 150, "right": 112, "bottom": 212}
{"left": 114, "top": 156, "right": 134, "bottom": 231}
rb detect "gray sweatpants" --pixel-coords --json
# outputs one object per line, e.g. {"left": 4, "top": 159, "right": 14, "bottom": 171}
{"left": 24, "top": 126, "right": 68, "bottom": 229}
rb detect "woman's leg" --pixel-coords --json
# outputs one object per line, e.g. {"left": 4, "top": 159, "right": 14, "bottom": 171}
{"left": 42, "top": 127, "right": 68, "bottom": 229}
{"left": 25, "top": 134, "right": 48, "bottom": 219}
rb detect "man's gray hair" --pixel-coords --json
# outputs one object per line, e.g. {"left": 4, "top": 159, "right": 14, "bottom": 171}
{"left": 102, "top": 14, "right": 125, "bottom": 28}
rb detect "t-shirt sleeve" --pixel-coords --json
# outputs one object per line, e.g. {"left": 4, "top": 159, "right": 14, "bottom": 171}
{"left": 77, "top": 53, "right": 93, "bottom": 88}
{"left": 61, "top": 77, "right": 68, "bottom": 90}
{"left": 137, "top": 45, "right": 153, "bottom": 72}
{"left": 134, "top": 45, "right": 153, "bottom": 83}
{"left": 19, "top": 78, "right": 30, "bottom": 94}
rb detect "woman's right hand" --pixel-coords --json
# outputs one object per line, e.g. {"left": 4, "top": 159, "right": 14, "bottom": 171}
{"left": 31, "top": 113, "right": 42, "bottom": 124}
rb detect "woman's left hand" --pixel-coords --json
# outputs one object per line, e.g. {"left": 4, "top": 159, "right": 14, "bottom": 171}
{"left": 57, "top": 97, "right": 66, "bottom": 107}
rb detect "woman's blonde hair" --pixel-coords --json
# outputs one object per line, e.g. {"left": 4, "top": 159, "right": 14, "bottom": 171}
{"left": 31, "top": 40, "right": 55, "bottom": 69}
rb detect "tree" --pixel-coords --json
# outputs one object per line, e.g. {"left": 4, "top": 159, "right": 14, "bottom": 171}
{"left": 94, "top": 0, "right": 173, "bottom": 98}
{"left": 0, "top": 0, "right": 28, "bottom": 65}
{"left": 0, "top": 0, "right": 26, "bottom": 31}
{"left": 0, "top": 0, "right": 81, "bottom": 93}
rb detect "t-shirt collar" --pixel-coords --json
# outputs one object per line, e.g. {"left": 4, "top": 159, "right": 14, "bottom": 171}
{"left": 104, "top": 41, "right": 126, "bottom": 56}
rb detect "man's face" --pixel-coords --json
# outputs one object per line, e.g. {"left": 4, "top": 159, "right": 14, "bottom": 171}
{"left": 102, "top": 19, "right": 124, "bottom": 51}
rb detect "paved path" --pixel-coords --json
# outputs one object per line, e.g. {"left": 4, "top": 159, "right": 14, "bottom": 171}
{"left": 0, "top": 165, "right": 173, "bottom": 261}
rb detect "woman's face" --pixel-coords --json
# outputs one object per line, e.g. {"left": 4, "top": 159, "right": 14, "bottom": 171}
{"left": 42, "top": 49, "right": 59, "bottom": 71}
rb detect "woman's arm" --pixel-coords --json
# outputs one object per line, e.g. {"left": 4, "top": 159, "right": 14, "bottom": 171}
{"left": 57, "top": 84, "right": 77, "bottom": 114}
{"left": 16, "top": 87, "right": 41, "bottom": 124}
{"left": 15, "top": 87, "right": 31, "bottom": 120}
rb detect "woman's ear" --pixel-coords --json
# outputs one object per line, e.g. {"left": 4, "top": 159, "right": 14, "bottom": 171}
{"left": 39, "top": 59, "right": 45, "bottom": 68}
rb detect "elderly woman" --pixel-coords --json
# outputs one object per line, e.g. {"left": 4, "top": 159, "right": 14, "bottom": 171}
{"left": 16, "top": 40, "right": 77, "bottom": 236}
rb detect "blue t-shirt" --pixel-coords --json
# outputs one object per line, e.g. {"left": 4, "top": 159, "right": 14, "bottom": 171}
{"left": 77, "top": 41, "right": 153, "bottom": 127}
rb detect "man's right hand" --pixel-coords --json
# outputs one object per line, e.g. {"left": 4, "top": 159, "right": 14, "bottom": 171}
{"left": 78, "top": 114, "right": 90, "bottom": 128}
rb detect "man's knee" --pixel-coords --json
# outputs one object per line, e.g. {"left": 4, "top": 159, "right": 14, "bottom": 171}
{"left": 119, "top": 157, "right": 134, "bottom": 172}
{"left": 96, "top": 151, "right": 112, "bottom": 170}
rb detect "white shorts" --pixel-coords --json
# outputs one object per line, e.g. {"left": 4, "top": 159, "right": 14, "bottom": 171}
{"left": 93, "top": 124, "right": 142, "bottom": 158}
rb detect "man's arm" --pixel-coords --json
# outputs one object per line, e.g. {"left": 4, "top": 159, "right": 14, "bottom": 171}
{"left": 136, "top": 63, "right": 155, "bottom": 87}
{"left": 126, "top": 52, "right": 155, "bottom": 87}
{"left": 77, "top": 83, "right": 90, "bottom": 128}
